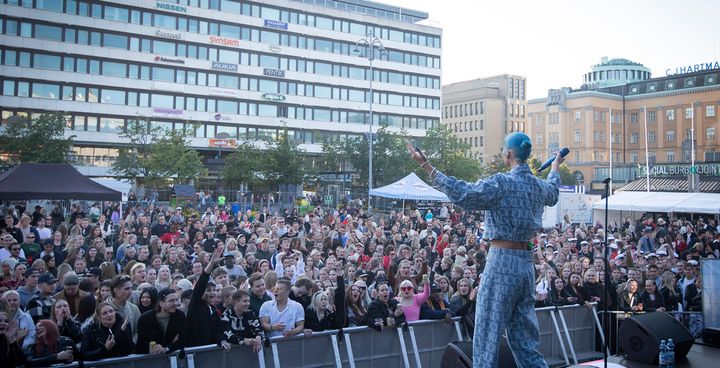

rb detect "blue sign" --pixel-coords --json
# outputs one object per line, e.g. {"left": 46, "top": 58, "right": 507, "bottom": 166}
{"left": 665, "top": 61, "right": 720, "bottom": 76}
{"left": 263, "top": 68, "right": 285, "bottom": 78}
{"left": 264, "top": 19, "right": 288, "bottom": 30}
{"left": 211, "top": 61, "right": 238, "bottom": 72}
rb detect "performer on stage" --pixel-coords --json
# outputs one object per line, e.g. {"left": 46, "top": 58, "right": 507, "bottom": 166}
{"left": 408, "top": 132, "right": 562, "bottom": 368}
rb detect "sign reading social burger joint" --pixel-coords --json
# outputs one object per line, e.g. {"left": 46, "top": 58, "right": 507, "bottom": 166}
{"left": 262, "top": 93, "right": 286, "bottom": 102}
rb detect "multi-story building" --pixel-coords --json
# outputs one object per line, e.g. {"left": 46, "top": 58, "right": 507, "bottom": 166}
{"left": 528, "top": 57, "right": 720, "bottom": 193}
{"left": 441, "top": 75, "right": 526, "bottom": 164}
{"left": 0, "top": 0, "right": 441, "bottom": 179}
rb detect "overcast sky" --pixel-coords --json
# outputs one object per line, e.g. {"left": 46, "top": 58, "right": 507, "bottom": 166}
{"left": 380, "top": 0, "right": 720, "bottom": 98}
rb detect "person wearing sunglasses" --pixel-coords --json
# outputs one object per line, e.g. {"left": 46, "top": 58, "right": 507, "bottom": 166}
{"left": 395, "top": 276, "right": 430, "bottom": 323}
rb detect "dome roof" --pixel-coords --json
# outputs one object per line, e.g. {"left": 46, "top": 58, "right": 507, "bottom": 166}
{"left": 596, "top": 58, "right": 643, "bottom": 67}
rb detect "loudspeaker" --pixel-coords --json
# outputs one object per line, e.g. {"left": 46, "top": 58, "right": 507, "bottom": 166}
{"left": 441, "top": 338, "right": 518, "bottom": 368}
{"left": 618, "top": 312, "right": 694, "bottom": 364}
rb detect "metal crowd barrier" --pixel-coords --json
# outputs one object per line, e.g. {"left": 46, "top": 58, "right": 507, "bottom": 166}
{"left": 53, "top": 304, "right": 600, "bottom": 368}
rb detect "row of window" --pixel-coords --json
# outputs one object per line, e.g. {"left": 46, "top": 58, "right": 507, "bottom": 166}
{"left": 0, "top": 78, "right": 439, "bottom": 129}
{"left": 1, "top": 10, "right": 441, "bottom": 70}
{"left": 1, "top": 48, "right": 439, "bottom": 110}
{"left": 6, "top": 0, "right": 440, "bottom": 48}
{"left": 629, "top": 106, "right": 716, "bottom": 123}
{"left": 0, "top": 110, "right": 365, "bottom": 144}
{"left": 569, "top": 128, "right": 716, "bottom": 144}
{"left": 442, "top": 102, "right": 485, "bottom": 119}
{"left": 1, "top": 17, "right": 440, "bottom": 91}
{"left": 535, "top": 105, "right": 718, "bottom": 126}
{"left": 447, "top": 120, "right": 484, "bottom": 133}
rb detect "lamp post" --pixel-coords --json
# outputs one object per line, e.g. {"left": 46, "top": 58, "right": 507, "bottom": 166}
{"left": 354, "top": 32, "right": 387, "bottom": 213}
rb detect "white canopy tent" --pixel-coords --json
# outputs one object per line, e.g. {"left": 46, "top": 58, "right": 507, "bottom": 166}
{"left": 592, "top": 191, "right": 720, "bottom": 224}
{"left": 369, "top": 172, "right": 449, "bottom": 208}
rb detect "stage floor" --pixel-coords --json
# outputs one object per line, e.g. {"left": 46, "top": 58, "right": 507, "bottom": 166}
{"left": 604, "top": 343, "right": 720, "bottom": 368}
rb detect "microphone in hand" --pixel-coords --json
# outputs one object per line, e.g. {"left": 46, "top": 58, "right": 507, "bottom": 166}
{"left": 539, "top": 147, "right": 570, "bottom": 171}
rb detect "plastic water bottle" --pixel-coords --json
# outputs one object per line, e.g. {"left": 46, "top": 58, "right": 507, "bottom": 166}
{"left": 658, "top": 339, "right": 667, "bottom": 368}
{"left": 666, "top": 339, "right": 675, "bottom": 368}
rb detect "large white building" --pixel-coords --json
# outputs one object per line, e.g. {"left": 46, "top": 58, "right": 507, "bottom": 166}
{"left": 0, "top": 0, "right": 441, "bottom": 177}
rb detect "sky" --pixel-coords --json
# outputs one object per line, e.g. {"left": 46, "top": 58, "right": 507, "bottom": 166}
{"left": 380, "top": 0, "right": 720, "bottom": 99}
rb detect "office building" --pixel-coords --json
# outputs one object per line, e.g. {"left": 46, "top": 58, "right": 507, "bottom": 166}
{"left": 442, "top": 75, "right": 527, "bottom": 163}
{"left": 528, "top": 57, "right": 720, "bottom": 193}
{"left": 0, "top": 0, "right": 442, "bottom": 177}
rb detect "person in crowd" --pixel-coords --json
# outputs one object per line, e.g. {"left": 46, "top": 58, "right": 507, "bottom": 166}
{"left": 219, "top": 290, "right": 264, "bottom": 353}
{"left": 546, "top": 277, "right": 570, "bottom": 306}
{"left": 51, "top": 299, "right": 82, "bottom": 345}
{"left": 367, "top": 281, "right": 405, "bottom": 331}
{"left": 659, "top": 271, "right": 680, "bottom": 311}
{"left": 581, "top": 270, "right": 606, "bottom": 308}
{"left": 684, "top": 276, "right": 702, "bottom": 312}
{"left": 0, "top": 310, "right": 26, "bottom": 366}
{"left": 184, "top": 246, "right": 224, "bottom": 347}
{"left": 136, "top": 288, "right": 185, "bottom": 354}
{"left": 346, "top": 282, "right": 369, "bottom": 327}
{"left": 562, "top": 273, "right": 586, "bottom": 306}
{"left": 448, "top": 278, "right": 477, "bottom": 317}
{"left": 617, "top": 279, "right": 642, "bottom": 312}
{"left": 259, "top": 278, "right": 306, "bottom": 339}
{"left": 138, "top": 287, "right": 158, "bottom": 314}
{"left": 80, "top": 302, "right": 134, "bottom": 360}
{"left": 395, "top": 276, "right": 430, "bottom": 323}
{"left": 17, "top": 268, "right": 39, "bottom": 309}
{"left": 3, "top": 290, "right": 35, "bottom": 350}
{"left": 107, "top": 275, "right": 141, "bottom": 342}
{"left": 23, "top": 319, "right": 75, "bottom": 366}
{"left": 53, "top": 273, "right": 88, "bottom": 317}
{"left": 638, "top": 279, "right": 665, "bottom": 312}
{"left": 305, "top": 274, "right": 345, "bottom": 332}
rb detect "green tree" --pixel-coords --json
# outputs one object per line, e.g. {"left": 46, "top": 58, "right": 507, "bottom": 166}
{"left": 146, "top": 129, "right": 206, "bottom": 185}
{"left": 483, "top": 153, "right": 510, "bottom": 176}
{"left": 527, "top": 156, "right": 577, "bottom": 185}
{"left": 264, "top": 129, "right": 310, "bottom": 187}
{"left": 0, "top": 113, "right": 75, "bottom": 164}
{"left": 416, "top": 125, "right": 484, "bottom": 181}
{"left": 222, "top": 141, "right": 264, "bottom": 188}
{"left": 337, "top": 125, "right": 412, "bottom": 188}
{"left": 110, "top": 118, "right": 162, "bottom": 180}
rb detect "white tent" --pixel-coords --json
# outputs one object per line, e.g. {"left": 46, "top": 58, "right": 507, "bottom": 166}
{"left": 369, "top": 172, "right": 449, "bottom": 202}
{"left": 592, "top": 191, "right": 720, "bottom": 214}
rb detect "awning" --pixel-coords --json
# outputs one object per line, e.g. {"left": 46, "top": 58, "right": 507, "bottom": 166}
{"left": 369, "top": 172, "right": 449, "bottom": 201}
{"left": 592, "top": 191, "right": 720, "bottom": 214}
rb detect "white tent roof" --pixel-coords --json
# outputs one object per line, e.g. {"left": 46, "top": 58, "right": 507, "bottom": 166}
{"left": 369, "top": 172, "right": 450, "bottom": 201}
{"left": 592, "top": 191, "right": 720, "bottom": 214}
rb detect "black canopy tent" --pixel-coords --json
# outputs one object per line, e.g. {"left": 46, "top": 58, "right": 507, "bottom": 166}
{"left": 0, "top": 163, "right": 122, "bottom": 200}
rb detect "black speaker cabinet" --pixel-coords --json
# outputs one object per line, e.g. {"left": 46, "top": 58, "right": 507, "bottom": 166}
{"left": 618, "top": 312, "right": 694, "bottom": 364}
{"left": 441, "top": 338, "right": 518, "bottom": 368}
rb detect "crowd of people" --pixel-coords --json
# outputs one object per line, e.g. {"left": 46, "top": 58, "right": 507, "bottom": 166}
{"left": 0, "top": 199, "right": 716, "bottom": 365}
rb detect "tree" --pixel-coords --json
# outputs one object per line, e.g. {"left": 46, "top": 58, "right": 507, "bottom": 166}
{"left": 0, "top": 113, "right": 74, "bottom": 164}
{"left": 416, "top": 125, "right": 484, "bottom": 181}
{"left": 483, "top": 153, "right": 510, "bottom": 176}
{"left": 264, "top": 129, "right": 310, "bottom": 187}
{"left": 527, "top": 156, "right": 578, "bottom": 185}
{"left": 146, "top": 129, "right": 206, "bottom": 185}
{"left": 222, "top": 141, "right": 264, "bottom": 188}
{"left": 110, "top": 118, "right": 162, "bottom": 181}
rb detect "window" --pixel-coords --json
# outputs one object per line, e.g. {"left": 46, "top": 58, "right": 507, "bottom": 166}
{"left": 648, "top": 131, "right": 656, "bottom": 143}
{"left": 2, "top": 81, "right": 15, "bottom": 96}
{"left": 574, "top": 129, "right": 581, "bottom": 142}
{"left": 101, "top": 89, "right": 125, "bottom": 104}
{"left": 665, "top": 109, "right": 675, "bottom": 121}
{"left": 575, "top": 111, "right": 582, "bottom": 122}
{"left": 33, "top": 54, "right": 61, "bottom": 70}
{"left": 630, "top": 132, "right": 639, "bottom": 144}
{"left": 37, "top": 0, "right": 63, "bottom": 12}
{"left": 666, "top": 151, "right": 675, "bottom": 163}
{"left": 707, "top": 105, "right": 716, "bottom": 117}
{"left": 630, "top": 112, "right": 638, "bottom": 124}
{"left": 34, "top": 24, "right": 62, "bottom": 41}
{"left": 631, "top": 152, "right": 638, "bottom": 163}
{"left": 647, "top": 111, "right": 656, "bottom": 123}
{"left": 685, "top": 107, "right": 694, "bottom": 119}
{"left": 102, "top": 61, "right": 126, "bottom": 77}
{"left": 99, "top": 117, "right": 124, "bottom": 133}
{"left": 152, "top": 67, "right": 175, "bottom": 82}
{"left": 593, "top": 111, "right": 605, "bottom": 122}
{"left": 31, "top": 82, "right": 59, "bottom": 99}
{"left": 104, "top": 5, "right": 129, "bottom": 22}
{"left": 708, "top": 127, "right": 716, "bottom": 141}
{"left": 665, "top": 130, "right": 675, "bottom": 142}
{"left": 104, "top": 34, "right": 128, "bottom": 49}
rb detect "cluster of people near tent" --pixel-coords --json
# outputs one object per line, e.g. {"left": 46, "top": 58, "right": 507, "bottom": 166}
{"left": 0, "top": 200, "right": 715, "bottom": 365}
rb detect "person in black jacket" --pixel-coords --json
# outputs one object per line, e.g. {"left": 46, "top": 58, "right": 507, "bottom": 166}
{"left": 0, "top": 311, "right": 26, "bottom": 366}
{"left": 219, "top": 290, "right": 265, "bottom": 353}
{"left": 638, "top": 279, "right": 666, "bottom": 312}
{"left": 684, "top": 276, "right": 702, "bottom": 312}
{"left": 183, "top": 245, "right": 224, "bottom": 348}
{"left": 136, "top": 288, "right": 185, "bottom": 354}
{"left": 81, "top": 301, "right": 134, "bottom": 360}
{"left": 51, "top": 299, "right": 82, "bottom": 345}
{"left": 23, "top": 319, "right": 75, "bottom": 367}
{"left": 305, "top": 275, "right": 345, "bottom": 332}
{"left": 367, "top": 282, "right": 405, "bottom": 331}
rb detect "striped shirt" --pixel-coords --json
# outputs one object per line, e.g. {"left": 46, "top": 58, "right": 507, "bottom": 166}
{"left": 433, "top": 163, "right": 560, "bottom": 242}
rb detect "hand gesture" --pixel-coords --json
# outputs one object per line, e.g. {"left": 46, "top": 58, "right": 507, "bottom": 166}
{"left": 252, "top": 336, "right": 262, "bottom": 353}
{"left": 120, "top": 316, "right": 129, "bottom": 331}
{"left": 104, "top": 334, "right": 116, "bottom": 350}
{"left": 57, "top": 349, "right": 74, "bottom": 362}
{"left": 220, "top": 340, "right": 231, "bottom": 350}
{"left": 15, "top": 328, "right": 28, "bottom": 341}
{"left": 212, "top": 245, "right": 224, "bottom": 262}
{"left": 406, "top": 140, "right": 426, "bottom": 165}
{"left": 151, "top": 343, "right": 166, "bottom": 354}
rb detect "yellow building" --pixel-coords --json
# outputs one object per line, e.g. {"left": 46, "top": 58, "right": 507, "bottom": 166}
{"left": 528, "top": 58, "right": 720, "bottom": 193}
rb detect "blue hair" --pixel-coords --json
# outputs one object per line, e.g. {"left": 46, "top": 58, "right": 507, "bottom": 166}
{"left": 504, "top": 132, "right": 532, "bottom": 161}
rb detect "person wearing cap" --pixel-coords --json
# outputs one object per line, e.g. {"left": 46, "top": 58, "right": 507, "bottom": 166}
{"left": 17, "top": 267, "right": 39, "bottom": 308}
{"left": 27, "top": 273, "right": 56, "bottom": 322}
{"left": 54, "top": 273, "right": 88, "bottom": 318}
{"left": 136, "top": 288, "right": 186, "bottom": 354}
{"left": 409, "top": 132, "right": 562, "bottom": 368}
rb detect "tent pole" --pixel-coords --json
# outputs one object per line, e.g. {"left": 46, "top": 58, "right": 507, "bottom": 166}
{"left": 402, "top": 199, "right": 405, "bottom": 214}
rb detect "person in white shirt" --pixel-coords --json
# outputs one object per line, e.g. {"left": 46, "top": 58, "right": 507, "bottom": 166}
{"left": 259, "top": 278, "right": 307, "bottom": 338}
{"left": 35, "top": 218, "right": 52, "bottom": 241}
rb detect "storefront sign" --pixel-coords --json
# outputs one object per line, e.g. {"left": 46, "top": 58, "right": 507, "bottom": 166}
{"left": 156, "top": 1, "right": 187, "bottom": 13}
{"left": 665, "top": 61, "right": 720, "bottom": 76}
{"left": 264, "top": 19, "right": 288, "bottom": 30}
{"left": 213, "top": 113, "right": 232, "bottom": 122}
{"left": 209, "top": 88, "right": 239, "bottom": 97}
{"left": 154, "top": 56, "right": 184, "bottom": 64}
{"left": 639, "top": 163, "right": 720, "bottom": 176}
{"left": 155, "top": 29, "right": 183, "bottom": 40}
{"left": 209, "top": 138, "right": 237, "bottom": 148}
{"left": 212, "top": 61, "right": 238, "bottom": 72}
{"left": 262, "top": 93, "right": 286, "bottom": 101}
{"left": 153, "top": 108, "right": 183, "bottom": 116}
{"left": 209, "top": 36, "right": 239, "bottom": 47}
{"left": 263, "top": 68, "right": 285, "bottom": 78}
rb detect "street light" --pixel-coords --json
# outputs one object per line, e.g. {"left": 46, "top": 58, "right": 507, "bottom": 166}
{"left": 354, "top": 32, "right": 387, "bottom": 213}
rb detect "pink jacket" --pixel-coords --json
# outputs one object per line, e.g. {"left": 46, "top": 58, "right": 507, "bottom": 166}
{"left": 399, "top": 282, "right": 430, "bottom": 322}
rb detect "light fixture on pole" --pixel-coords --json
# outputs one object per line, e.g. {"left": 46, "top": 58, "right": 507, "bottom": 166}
{"left": 354, "top": 32, "right": 387, "bottom": 213}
